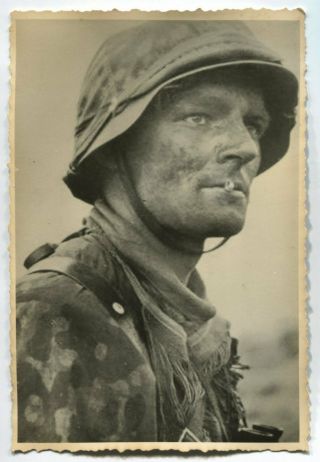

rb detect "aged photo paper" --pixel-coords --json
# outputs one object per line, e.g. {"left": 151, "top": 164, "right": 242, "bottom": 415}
{"left": 10, "top": 9, "right": 307, "bottom": 452}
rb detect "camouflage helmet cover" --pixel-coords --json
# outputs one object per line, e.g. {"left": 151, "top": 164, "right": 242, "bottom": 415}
{"left": 64, "top": 20, "right": 298, "bottom": 203}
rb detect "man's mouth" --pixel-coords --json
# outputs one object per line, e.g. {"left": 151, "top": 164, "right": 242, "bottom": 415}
{"left": 201, "top": 179, "right": 249, "bottom": 197}
{"left": 223, "top": 179, "right": 249, "bottom": 196}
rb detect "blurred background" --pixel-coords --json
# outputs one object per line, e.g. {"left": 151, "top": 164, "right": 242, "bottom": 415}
{"left": 14, "top": 17, "right": 301, "bottom": 441}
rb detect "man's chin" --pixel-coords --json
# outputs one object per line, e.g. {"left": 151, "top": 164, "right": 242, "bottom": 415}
{"left": 205, "top": 217, "right": 245, "bottom": 238}
{"left": 170, "top": 211, "right": 247, "bottom": 240}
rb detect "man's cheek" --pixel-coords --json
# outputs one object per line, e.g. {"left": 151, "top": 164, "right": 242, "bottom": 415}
{"left": 156, "top": 141, "right": 206, "bottom": 185}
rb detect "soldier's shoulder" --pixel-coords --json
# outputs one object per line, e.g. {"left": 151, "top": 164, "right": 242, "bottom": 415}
{"left": 15, "top": 228, "right": 140, "bottom": 341}
{"left": 17, "top": 268, "right": 86, "bottom": 308}
{"left": 17, "top": 229, "right": 113, "bottom": 306}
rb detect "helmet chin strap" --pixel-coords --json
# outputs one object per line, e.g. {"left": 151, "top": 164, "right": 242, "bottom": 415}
{"left": 202, "top": 236, "right": 230, "bottom": 253}
{"left": 116, "top": 152, "right": 231, "bottom": 256}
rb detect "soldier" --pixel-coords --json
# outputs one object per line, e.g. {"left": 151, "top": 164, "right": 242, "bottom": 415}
{"left": 16, "top": 21, "right": 298, "bottom": 442}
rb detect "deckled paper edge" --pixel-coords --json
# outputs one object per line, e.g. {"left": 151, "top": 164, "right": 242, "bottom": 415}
{"left": 9, "top": 7, "right": 308, "bottom": 453}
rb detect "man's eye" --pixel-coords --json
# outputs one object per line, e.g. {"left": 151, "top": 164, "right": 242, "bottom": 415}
{"left": 246, "top": 122, "right": 267, "bottom": 140}
{"left": 245, "top": 117, "right": 269, "bottom": 140}
{"left": 184, "top": 114, "right": 209, "bottom": 126}
{"left": 246, "top": 124, "right": 261, "bottom": 139}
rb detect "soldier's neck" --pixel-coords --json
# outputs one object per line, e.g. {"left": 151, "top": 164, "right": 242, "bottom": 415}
{"left": 101, "top": 186, "right": 202, "bottom": 285}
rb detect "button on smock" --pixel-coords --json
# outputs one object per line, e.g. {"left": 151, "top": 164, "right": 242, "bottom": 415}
{"left": 112, "top": 302, "right": 125, "bottom": 315}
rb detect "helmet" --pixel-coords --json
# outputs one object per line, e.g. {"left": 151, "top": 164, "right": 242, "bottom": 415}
{"left": 64, "top": 20, "right": 298, "bottom": 204}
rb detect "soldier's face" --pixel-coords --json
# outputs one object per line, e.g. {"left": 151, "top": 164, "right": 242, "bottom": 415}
{"left": 125, "top": 76, "right": 270, "bottom": 239}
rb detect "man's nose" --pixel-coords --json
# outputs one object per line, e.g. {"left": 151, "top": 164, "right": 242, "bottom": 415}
{"left": 217, "top": 120, "right": 260, "bottom": 167}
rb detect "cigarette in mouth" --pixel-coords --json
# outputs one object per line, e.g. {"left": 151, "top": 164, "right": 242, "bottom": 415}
{"left": 224, "top": 179, "right": 235, "bottom": 192}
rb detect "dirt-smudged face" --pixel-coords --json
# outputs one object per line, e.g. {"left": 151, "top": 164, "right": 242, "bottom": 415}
{"left": 124, "top": 75, "right": 270, "bottom": 239}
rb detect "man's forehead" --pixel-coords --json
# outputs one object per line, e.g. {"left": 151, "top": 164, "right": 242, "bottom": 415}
{"left": 159, "top": 73, "right": 267, "bottom": 113}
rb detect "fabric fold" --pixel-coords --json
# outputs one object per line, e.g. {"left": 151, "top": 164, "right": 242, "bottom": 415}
{"left": 89, "top": 199, "right": 233, "bottom": 440}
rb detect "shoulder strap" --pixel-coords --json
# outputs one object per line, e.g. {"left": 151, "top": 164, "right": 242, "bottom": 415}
{"left": 28, "top": 256, "right": 125, "bottom": 311}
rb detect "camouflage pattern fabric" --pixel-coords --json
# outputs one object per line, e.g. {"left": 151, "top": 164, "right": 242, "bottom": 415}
{"left": 17, "top": 230, "right": 157, "bottom": 442}
{"left": 16, "top": 228, "right": 243, "bottom": 442}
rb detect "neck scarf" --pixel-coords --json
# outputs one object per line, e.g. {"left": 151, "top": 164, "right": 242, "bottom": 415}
{"left": 90, "top": 199, "right": 232, "bottom": 440}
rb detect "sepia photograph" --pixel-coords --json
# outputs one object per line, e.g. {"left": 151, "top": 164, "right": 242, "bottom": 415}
{"left": 10, "top": 9, "right": 307, "bottom": 452}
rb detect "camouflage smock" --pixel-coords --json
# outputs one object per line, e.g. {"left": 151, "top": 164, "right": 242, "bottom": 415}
{"left": 16, "top": 227, "right": 245, "bottom": 442}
